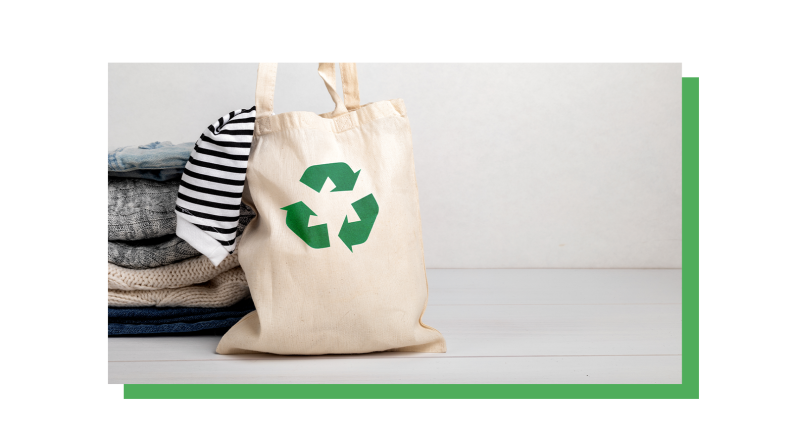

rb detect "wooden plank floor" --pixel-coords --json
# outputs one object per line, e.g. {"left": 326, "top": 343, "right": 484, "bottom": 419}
{"left": 109, "top": 269, "right": 682, "bottom": 384}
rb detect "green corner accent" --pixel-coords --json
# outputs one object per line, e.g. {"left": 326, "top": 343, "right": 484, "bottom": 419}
{"left": 124, "top": 77, "right": 699, "bottom": 400}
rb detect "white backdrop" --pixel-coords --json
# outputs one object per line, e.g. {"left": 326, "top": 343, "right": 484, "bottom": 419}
{"left": 109, "top": 63, "right": 681, "bottom": 268}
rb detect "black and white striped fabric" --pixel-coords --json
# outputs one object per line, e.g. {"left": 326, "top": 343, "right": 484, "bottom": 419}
{"left": 175, "top": 106, "right": 256, "bottom": 266}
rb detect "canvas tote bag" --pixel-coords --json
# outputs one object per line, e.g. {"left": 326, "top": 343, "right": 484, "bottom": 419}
{"left": 216, "top": 63, "right": 446, "bottom": 355}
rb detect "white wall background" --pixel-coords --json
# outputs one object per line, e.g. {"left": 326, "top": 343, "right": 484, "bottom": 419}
{"left": 109, "top": 63, "right": 681, "bottom": 268}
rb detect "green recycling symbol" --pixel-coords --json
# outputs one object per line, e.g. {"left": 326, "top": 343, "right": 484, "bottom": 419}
{"left": 281, "top": 162, "right": 379, "bottom": 252}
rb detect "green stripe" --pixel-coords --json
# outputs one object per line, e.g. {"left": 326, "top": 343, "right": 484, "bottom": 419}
{"left": 125, "top": 383, "right": 695, "bottom": 399}
{"left": 681, "top": 77, "right": 699, "bottom": 397}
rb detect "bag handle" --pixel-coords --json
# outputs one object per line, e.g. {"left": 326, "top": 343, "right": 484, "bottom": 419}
{"left": 255, "top": 63, "right": 361, "bottom": 117}
{"left": 255, "top": 63, "right": 278, "bottom": 116}
{"left": 318, "top": 63, "right": 348, "bottom": 116}
{"left": 339, "top": 63, "right": 360, "bottom": 111}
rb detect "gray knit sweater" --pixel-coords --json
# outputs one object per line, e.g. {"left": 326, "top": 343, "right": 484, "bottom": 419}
{"left": 108, "top": 177, "right": 181, "bottom": 241}
{"left": 108, "top": 177, "right": 255, "bottom": 242}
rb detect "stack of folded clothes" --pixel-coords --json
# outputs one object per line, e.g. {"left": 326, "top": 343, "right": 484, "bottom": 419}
{"left": 108, "top": 141, "right": 256, "bottom": 336}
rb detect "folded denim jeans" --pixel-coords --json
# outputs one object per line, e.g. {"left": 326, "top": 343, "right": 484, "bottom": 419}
{"left": 108, "top": 318, "right": 244, "bottom": 335}
{"left": 108, "top": 299, "right": 255, "bottom": 335}
{"left": 108, "top": 176, "right": 255, "bottom": 242}
{"left": 109, "top": 298, "right": 255, "bottom": 324}
{"left": 108, "top": 141, "right": 193, "bottom": 179}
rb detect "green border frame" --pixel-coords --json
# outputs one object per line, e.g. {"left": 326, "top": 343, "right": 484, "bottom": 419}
{"left": 124, "top": 78, "right": 699, "bottom": 399}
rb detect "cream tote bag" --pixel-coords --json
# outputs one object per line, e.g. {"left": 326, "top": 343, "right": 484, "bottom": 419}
{"left": 216, "top": 63, "right": 446, "bottom": 355}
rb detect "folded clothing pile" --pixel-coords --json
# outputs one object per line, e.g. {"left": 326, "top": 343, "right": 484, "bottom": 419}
{"left": 109, "top": 299, "right": 256, "bottom": 335}
{"left": 108, "top": 141, "right": 255, "bottom": 336}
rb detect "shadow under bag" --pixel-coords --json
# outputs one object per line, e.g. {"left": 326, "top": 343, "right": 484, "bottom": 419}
{"left": 216, "top": 63, "right": 446, "bottom": 355}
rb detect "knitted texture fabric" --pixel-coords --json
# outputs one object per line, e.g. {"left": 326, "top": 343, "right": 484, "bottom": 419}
{"left": 108, "top": 252, "right": 240, "bottom": 291}
{"left": 108, "top": 176, "right": 256, "bottom": 241}
{"left": 108, "top": 177, "right": 180, "bottom": 241}
{"left": 108, "top": 210, "right": 254, "bottom": 269}
{"left": 108, "top": 234, "right": 201, "bottom": 269}
{"left": 108, "top": 267, "right": 249, "bottom": 307}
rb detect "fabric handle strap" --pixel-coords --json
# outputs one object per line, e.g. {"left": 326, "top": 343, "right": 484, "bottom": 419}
{"left": 318, "top": 63, "right": 348, "bottom": 116}
{"left": 255, "top": 63, "right": 360, "bottom": 117}
{"left": 339, "top": 63, "right": 360, "bottom": 111}
{"left": 255, "top": 63, "right": 278, "bottom": 116}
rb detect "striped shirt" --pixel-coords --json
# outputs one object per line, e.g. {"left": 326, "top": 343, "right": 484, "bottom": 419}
{"left": 175, "top": 106, "right": 256, "bottom": 266}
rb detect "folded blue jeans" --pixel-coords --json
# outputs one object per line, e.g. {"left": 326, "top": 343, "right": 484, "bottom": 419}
{"left": 108, "top": 141, "right": 193, "bottom": 180}
{"left": 108, "top": 299, "right": 255, "bottom": 335}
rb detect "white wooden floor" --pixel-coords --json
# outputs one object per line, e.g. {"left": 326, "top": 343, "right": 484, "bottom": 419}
{"left": 109, "top": 269, "right": 681, "bottom": 384}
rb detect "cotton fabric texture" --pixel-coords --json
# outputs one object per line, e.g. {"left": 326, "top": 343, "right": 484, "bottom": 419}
{"left": 108, "top": 141, "right": 193, "bottom": 180}
{"left": 175, "top": 107, "right": 256, "bottom": 267}
{"left": 215, "top": 63, "right": 446, "bottom": 355}
{"left": 108, "top": 299, "right": 255, "bottom": 335}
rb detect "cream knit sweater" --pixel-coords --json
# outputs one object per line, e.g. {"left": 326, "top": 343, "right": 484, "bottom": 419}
{"left": 108, "top": 267, "right": 249, "bottom": 307}
{"left": 107, "top": 252, "right": 250, "bottom": 307}
{"left": 108, "top": 252, "right": 240, "bottom": 290}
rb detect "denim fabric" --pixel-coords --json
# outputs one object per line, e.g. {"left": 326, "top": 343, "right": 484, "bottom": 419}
{"left": 108, "top": 299, "right": 255, "bottom": 336}
{"left": 108, "top": 177, "right": 255, "bottom": 242}
{"left": 108, "top": 234, "right": 201, "bottom": 269}
{"left": 108, "top": 141, "right": 193, "bottom": 179}
{"left": 109, "top": 298, "right": 255, "bottom": 323}
{"left": 108, "top": 317, "right": 244, "bottom": 335}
